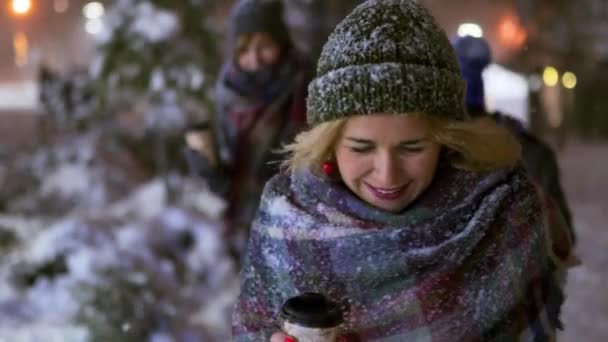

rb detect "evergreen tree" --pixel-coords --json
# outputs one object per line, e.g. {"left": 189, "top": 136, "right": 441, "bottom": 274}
{"left": 92, "top": 0, "right": 221, "bottom": 132}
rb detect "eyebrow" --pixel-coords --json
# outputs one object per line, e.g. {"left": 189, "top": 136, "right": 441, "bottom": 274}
{"left": 345, "top": 137, "right": 427, "bottom": 145}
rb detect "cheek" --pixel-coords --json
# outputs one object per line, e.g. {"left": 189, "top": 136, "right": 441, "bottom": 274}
{"left": 335, "top": 150, "right": 371, "bottom": 181}
{"left": 406, "top": 152, "right": 439, "bottom": 183}
{"left": 261, "top": 47, "right": 281, "bottom": 64}
{"left": 237, "top": 51, "right": 253, "bottom": 69}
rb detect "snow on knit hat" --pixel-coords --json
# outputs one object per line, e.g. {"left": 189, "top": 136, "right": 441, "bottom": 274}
{"left": 451, "top": 35, "right": 492, "bottom": 113}
{"left": 306, "top": 0, "right": 467, "bottom": 126}
{"left": 229, "top": 0, "right": 290, "bottom": 49}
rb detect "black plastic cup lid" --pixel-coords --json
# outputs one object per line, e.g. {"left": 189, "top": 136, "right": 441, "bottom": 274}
{"left": 281, "top": 292, "right": 344, "bottom": 328}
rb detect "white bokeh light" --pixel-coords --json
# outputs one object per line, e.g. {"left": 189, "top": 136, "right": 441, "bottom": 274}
{"left": 85, "top": 19, "right": 103, "bottom": 35}
{"left": 83, "top": 2, "right": 104, "bottom": 19}
{"left": 457, "top": 23, "right": 484, "bottom": 38}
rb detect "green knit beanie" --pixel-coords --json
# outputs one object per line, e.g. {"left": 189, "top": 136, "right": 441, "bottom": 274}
{"left": 307, "top": 0, "right": 467, "bottom": 126}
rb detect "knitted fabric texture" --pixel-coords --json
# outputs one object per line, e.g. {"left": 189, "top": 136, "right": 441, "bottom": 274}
{"left": 229, "top": 0, "right": 290, "bottom": 48}
{"left": 307, "top": 0, "right": 466, "bottom": 126}
{"left": 452, "top": 35, "right": 492, "bottom": 113}
{"left": 232, "top": 165, "right": 566, "bottom": 340}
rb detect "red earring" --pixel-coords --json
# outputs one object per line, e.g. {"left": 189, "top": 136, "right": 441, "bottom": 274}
{"left": 322, "top": 161, "right": 336, "bottom": 176}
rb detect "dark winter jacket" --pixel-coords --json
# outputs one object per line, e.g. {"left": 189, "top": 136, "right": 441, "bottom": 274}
{"left": 492, "top": 112, "right": 575, "bottom": 244}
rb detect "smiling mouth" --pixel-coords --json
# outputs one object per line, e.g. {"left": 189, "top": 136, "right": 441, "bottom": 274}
{"left": 365, "top": 183, "right": 409, "bottom": 200}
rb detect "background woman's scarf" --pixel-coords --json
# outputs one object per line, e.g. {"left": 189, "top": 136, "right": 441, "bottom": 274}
{"left": 212, "top": 52, "right": 309, "bottom": 240}
{"left": 232, "top": 164, "right": 567, "bottom": 341}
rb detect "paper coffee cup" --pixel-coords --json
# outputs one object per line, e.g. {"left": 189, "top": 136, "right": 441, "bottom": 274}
{"left": 281, "top": 292, "right": 344, "bottom": 342}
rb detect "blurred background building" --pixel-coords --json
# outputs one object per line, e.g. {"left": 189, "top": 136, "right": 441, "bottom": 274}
{"left": 3, "top": 0, "right": 608, "bottom": 146}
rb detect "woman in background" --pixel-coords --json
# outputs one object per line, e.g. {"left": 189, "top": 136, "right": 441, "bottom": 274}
{"left": 185, "top": 0, "right": 310, "bottom": 255}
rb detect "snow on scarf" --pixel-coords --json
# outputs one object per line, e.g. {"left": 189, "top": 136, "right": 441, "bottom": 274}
{"left": 232, "top": 164, "right": 565, "bottom": 341}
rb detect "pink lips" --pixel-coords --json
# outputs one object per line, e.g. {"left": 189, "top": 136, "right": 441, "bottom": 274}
{"left": 365, "top": 183, "right": 408, "bottom": 200}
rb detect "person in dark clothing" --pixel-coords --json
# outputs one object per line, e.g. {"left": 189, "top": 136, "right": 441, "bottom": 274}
{"left": 452, "top": 35, "right": 575, "bottom": 244}
{"left": 184, "top": 0, "right": 310, "bottom": 253}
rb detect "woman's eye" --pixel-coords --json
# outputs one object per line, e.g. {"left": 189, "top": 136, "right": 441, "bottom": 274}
{"left": 349, "top": 146, "right": 373, "bottom": 153}
{"left": 399, "top": 145, "right": 424, "bottom": 153}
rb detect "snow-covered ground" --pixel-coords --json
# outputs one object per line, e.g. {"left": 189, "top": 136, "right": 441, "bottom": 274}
{"left": 557, "top": 141, "right": 608, "bottom": 342}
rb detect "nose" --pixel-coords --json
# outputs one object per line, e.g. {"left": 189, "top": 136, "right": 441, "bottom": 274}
{"left": 373, "top": 151, "right": 401, "bottom": 185}
{"left": 249, "top": 50, "right": 261, "bottom": 70}
{"left": 241, "top": 49, "right": 261, "bottom": 71}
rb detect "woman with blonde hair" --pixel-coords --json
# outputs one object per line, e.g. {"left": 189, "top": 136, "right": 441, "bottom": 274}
{"left": 232, "top": 0, "right": 573, "bottom": 340}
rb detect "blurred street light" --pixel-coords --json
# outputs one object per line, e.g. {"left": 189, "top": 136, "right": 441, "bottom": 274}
{"left": 85, "top": 19, "right": 103, "bottom": 35}
{"left": 457, "top": 23, "right": 483, "bottom": 38}
{"left": 83, "top": 2, "right": 105, "bottom": 36}
{"left": 498, "top": 14, "right": 527, "bottom": 49}
{"left": 11, "top": 0, "right": 32, "bottom": 16}
{"left": 562, "top": 71, "right": 577, "bottom": 89}
{"left": 83, "top": 2, "right": 104, "bottom": 19}
{"left": 543, "top": 66, "right": 559, "bottom": 87}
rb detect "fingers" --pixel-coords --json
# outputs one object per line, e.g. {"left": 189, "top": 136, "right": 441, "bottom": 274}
{"left": 270, "top": 331, "right": 290, "bottom": 342}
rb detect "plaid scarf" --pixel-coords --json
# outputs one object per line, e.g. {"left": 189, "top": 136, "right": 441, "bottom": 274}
{"left": 215, "top": 52, "right": 307, "bottom": 153}
{"left": 213, "top": 53, "right": 308, "bottom": 240}
{"left": 232, "top": 164, "right": 566, "bottom": 341}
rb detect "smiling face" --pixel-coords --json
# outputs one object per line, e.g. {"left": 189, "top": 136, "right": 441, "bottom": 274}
{"left": 334, "top": 114, "right": 442, "bottom": 212}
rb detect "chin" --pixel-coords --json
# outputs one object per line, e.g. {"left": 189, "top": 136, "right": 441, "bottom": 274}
{"left": 382, "top": 203, "right": 410, "bottom": 213}
{"left": 366, "top": 198, "right": 410, "bottom": 213}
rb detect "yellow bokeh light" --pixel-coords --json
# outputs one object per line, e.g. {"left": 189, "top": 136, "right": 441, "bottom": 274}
{"left": 543, "top": 66, "right": 559, "bottom": 87}
{"left": 562, "top": 71, "right": 577, "bottom": 89}
{"left": 11, "top": 0, "right": 32, "bottom": 15}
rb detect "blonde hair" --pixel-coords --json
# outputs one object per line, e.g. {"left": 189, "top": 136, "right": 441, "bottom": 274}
{"left": 281, "top": 119, "right": 347, "bottom": 174}
{"left": 429, "top": 115, "right": 521, "bottom": 171}
{"left": 282, "top": 114, "right": 521, "bottom": 175}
